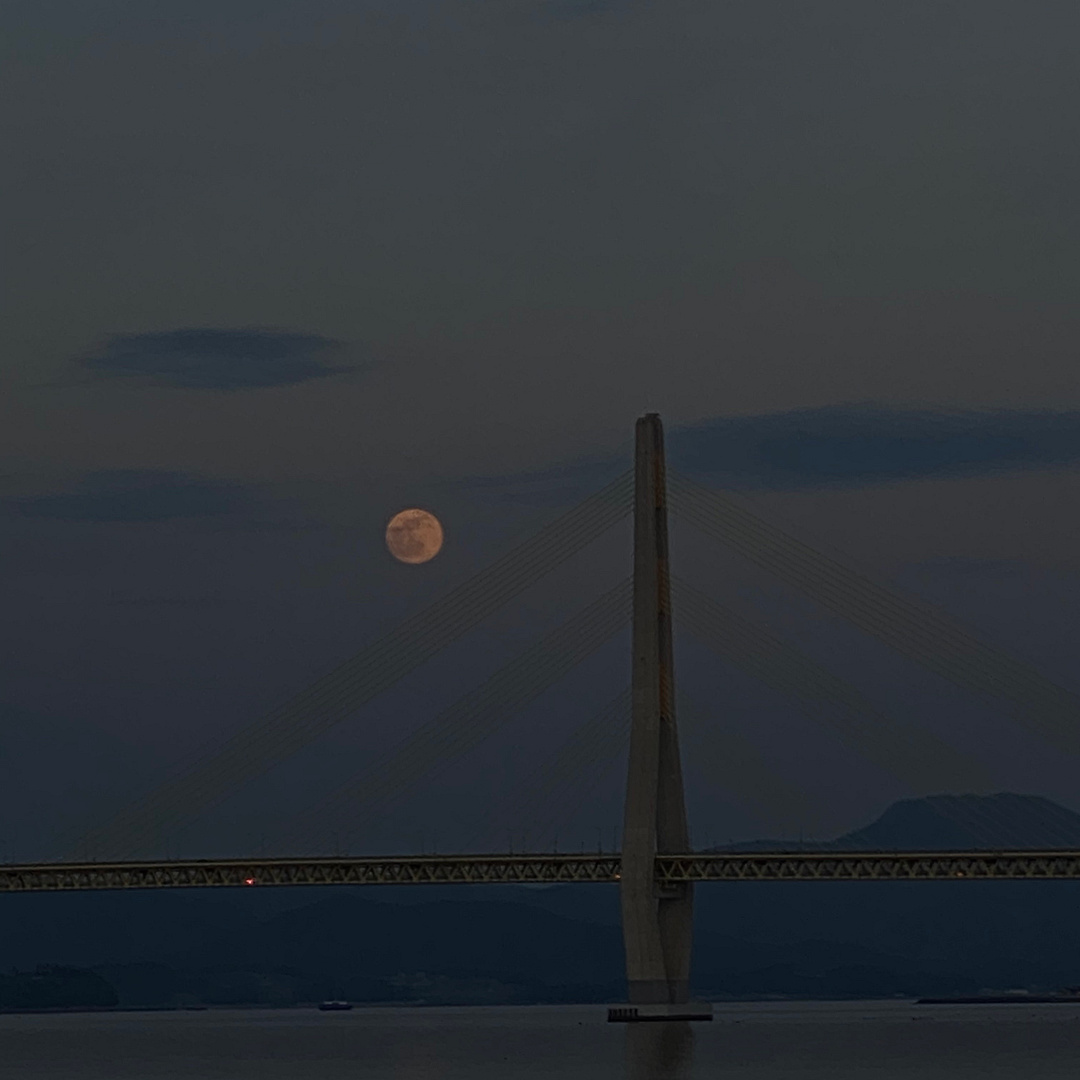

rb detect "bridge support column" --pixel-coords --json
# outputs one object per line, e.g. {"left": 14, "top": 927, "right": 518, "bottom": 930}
{"left": 620, "top": 413, "right": 694, "bottom": 1006}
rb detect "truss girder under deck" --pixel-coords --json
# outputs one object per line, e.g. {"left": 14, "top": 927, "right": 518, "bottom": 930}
{"left": 3, "top": 851, "right": 1080, "bottom": 892}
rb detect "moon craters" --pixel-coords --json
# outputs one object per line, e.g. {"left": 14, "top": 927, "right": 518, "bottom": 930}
{"left": 385, "top": 509, "right": 444, "bottom": 564}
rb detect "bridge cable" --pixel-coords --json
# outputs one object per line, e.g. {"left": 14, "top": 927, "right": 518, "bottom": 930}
{"left": 670, "top": 472, "right": 1080, "bottom": 758}
{"left": 673, "top": 695, "right": 827, "bottom": 844}
{"left": 468, "top": 688, "right": 633, "bottom": 853}
{"left": 68, "top": 473, "right": 632, "bottom": 859}
{"left": 919, "top": 794, "right": 1080, "bottom": 850}
{"left": 469, "top": 682, "right": 833, "bottom": 853}
{"left": 674, "top": 580, "right": 1028, "bottom": 846}
{"left": 671, "top": 473, "right": 1078, "bottom": 726}
{"left": 672, "top": 577, "right": 993, "bottom": 797}
{"left": 670, "top": 472, "right": 1026, "bottom": 694}
{"left": 284, "top": 578, "right": 633, "bottom": 854}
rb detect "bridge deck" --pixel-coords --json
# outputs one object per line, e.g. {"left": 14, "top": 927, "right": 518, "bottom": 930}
{"left": 4, "top": 851, "right": 1080, "bottom": 891}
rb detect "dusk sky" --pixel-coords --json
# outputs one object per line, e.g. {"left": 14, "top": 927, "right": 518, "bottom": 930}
{"left": 4, "top": 0, "right": 1080, "bottom": 860}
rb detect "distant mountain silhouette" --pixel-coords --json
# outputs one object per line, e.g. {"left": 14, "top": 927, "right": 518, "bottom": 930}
{"left": 835, "top": 793, "right": 1080, "bottom": 850}
{"left": 718, "top": 793, "right": 1080, "bottom": 852}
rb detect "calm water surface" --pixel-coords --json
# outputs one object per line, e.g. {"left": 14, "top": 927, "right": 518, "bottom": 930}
{"left": 0, "top": 1001, "right": 1076, "bottom": 1079}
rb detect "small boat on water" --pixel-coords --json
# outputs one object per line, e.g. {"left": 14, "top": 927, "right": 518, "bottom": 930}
{"left": 317, "top": 1001, "right": 353, "bottom": 1011}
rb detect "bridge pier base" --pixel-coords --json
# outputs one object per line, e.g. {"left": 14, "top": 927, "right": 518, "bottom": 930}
{"left": 618, "top": 414, "right": 708, "bottom": 1020}
{"left": 608, "top": 1002, "right": 713, "bottom": 1022}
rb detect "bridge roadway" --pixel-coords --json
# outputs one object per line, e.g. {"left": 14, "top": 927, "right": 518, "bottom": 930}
{"left": 4, "top": 851, "right": 1080, "bottom": 892}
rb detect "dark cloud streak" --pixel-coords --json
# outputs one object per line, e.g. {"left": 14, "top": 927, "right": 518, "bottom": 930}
{"left": 458, "top": 407, "right": 1080, "bottom": 501}
{"left": 672, "top": 406, "right": 1080, "bottom": 489}
{"left": 76, "top": 328, "right": 351, "bottom": 391}
{"left": 8, "top": 470, "right": 253, "bottom": 523}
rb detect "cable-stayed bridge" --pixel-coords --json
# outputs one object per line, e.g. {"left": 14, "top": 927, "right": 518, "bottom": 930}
{"left": 8, "top": 414, "right": 1080, "bottom": 1012}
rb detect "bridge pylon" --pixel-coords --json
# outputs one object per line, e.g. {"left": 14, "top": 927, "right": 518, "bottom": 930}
{"left": 620, "top": 413, "right": 695, "bottom": 1008}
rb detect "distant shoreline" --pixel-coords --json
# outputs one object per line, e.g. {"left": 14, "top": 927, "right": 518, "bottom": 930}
{"left": 7, "top": 994, "right": 1072, "bottom": 1017}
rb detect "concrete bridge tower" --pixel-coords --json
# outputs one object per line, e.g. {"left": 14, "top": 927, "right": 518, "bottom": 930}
{"left": 617, "top": 413, "right": 701, "bottom": 1017}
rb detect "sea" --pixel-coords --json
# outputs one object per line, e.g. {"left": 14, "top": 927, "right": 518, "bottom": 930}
{"left": 0, "top": 1000, "right": 1076, "bottom": 1079}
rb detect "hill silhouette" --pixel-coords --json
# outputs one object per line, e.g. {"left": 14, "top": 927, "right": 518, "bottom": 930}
{"left": 719, "top": 792, "right": 1080, "bottom": 851}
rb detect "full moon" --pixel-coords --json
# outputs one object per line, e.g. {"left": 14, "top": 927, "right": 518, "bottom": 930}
{"left": 385, "top": 508, "right": 444, "bottom": 564}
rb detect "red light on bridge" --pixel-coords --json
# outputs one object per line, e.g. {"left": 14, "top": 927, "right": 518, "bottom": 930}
{"left": 244, "top": 876, "right": 256, "bottom": 886}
